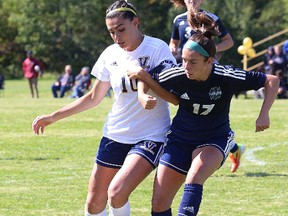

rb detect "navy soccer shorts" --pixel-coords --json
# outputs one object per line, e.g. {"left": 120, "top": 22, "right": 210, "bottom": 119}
{"left": 160, "top": 131, "right": 235, "bottom": 175}
{"left": 96, "top": 137, "right": 165, "bottom": 169}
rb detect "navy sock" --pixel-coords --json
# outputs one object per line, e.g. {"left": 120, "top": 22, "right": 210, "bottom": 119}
{"left": 178, "top": 184, "right": 203, "bottom": 216}
{"left": 151, "top": 208, "right": 172, "bottom": 216}
{"left": 230, "top": 143, "right": 239, "bottom": 153}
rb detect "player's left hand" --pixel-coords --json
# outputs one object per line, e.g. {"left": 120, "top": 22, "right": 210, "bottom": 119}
{"left": 32, "top": 114, "right": 54, "bottom": 135}
{"left": 255, "top": 115, "right": 270, "bottom": 132}
{"left": 138, "top": 93, "right": 157, "bottom": 110}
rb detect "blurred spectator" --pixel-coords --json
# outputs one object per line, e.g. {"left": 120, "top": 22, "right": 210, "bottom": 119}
{"left": 282, "top": 39, "right": 288, "bottom": 60}
{"left": 22, "top": 50, "right": 44, "bottom": 98}
{"left": 70, "top": 66, "right": 91, "bottom": 98}
{"left": 0, "top": 73, "right": 4, "bottom": 97}
{"left": 276, "top": 69, "right": 288, "bottom": 98}
{"left": 270, "top": 45, "right": 287, "bottom": 76}
{"left": 263, "top": 46, "right": 275, "bottom": 74}
{"left": 0, "top": 73, "right": 4, "bottom": 89}
{"left": 234, "top": 90, "right": 247, "bottom": 99}
{"left": 51, "top": 65, "right": 74, "bottom": 98}
{"left": 105, "top": 87, "right": 113, "bottom": 98}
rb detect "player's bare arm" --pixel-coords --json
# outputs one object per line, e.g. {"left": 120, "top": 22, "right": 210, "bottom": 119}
{"left": 32, "top": 80, "right": 111, "bottom": 135}
{"left": 127, "top": 67, "right": 179, "bottom": 106}
{"left": 255, "top": 74, "right": 279, "bottom": 132}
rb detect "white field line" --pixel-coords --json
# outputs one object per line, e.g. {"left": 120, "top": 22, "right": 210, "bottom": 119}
{"left": 244, "top": 142, "right": 288, "bottom": 166}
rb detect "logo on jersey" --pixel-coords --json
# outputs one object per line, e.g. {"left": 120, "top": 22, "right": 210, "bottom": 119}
{"left": 140, "top": 141, "right": 157, "bottom": 155}
{"left": 180, "top": 93, "right": 190, "bottom": 100}
{"left": 179, "top": 20, "right": 185, "bottom": 26}
{"left": 111, "top": 61, "right": 118, "bottom": 66}
{"left": 209, "top": 87, "right": 222, "bottom": 100}
{"left": 138, "top": 56, "right": 150, "bottom": 70}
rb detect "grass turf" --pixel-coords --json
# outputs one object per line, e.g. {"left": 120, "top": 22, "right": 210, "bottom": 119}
{"left": 0, "top": 79, "right": 287, "bottom": 215}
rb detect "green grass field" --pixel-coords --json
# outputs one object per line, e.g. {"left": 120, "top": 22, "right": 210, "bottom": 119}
{"left": 0, "top": 79, "right": 287, "bottom": 216}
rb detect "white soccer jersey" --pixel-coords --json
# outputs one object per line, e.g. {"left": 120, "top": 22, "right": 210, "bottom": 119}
{"left": 91, "top": 36, "right": 176, "bottom": 144}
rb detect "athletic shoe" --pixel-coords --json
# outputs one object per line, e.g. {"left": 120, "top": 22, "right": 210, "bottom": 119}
{"left": 229, "top": 144, "right": 245, "bottom": 173}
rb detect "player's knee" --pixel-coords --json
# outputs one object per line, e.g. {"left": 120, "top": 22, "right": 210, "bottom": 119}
{"left": 108, "top": 185, "right": 128, "bottom": 208}
{"left": 86, "top": 196, "right": 107, "bottom": 214}
{"left": 187, "top": 170, "right": 208, "bottom": 185}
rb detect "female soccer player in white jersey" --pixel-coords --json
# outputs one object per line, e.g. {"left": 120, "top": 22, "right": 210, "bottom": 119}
{"left": 32, "top": 1, "right": 176, "bottom": 215}
{"left": 129, "top": 12, "right": 279, "bottom": 216}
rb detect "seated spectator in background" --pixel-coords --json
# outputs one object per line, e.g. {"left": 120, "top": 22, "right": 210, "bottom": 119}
{"left": 105, "top": 87, "right": 113, "bottom": 98}
{"left": 275, "top": 69, "right": 288, "bottom": 99}
{"left": 51, "top": 64, "right": 74, "bottom": 98}
{"left": 270, "top": 45, "right": 287, "bottom": 76}
{"left": 0, "top": 73, "right": 4, "bottom": 90}
{"left": 282, "top": 39, "right": 288, "bottom": 60}
{"left": 0, "top": 73, "right": 4, "bottom": 97}
{"left": 70, "top": 66, "right": 91, "bottom": 98}
{"left": 263, "top": 46, "right": 275, "bottom": 74}
{"left": 22, "top": 50, "right": 44, "bottom": 98}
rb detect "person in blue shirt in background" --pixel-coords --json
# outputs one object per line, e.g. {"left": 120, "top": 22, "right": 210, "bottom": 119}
{"left": 70, "top": 66, "right": 91, "bottom": 98}
{"left": 282, "top": 39, "right": 288, "bottom": 61}
{"left": 51, "top": 64, "right": 75, "bottom": 98}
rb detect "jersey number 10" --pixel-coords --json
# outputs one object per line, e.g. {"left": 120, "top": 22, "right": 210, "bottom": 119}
{"left": 121, "top": 77, "right": 138, "bottom": 93}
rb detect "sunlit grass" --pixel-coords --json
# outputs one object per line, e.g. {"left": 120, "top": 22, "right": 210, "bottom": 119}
{"left": 0, "top": 79, "right": 287, "bottom": 215}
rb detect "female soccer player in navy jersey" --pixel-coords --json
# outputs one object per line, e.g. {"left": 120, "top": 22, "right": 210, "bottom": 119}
{"left": 32, "top": 1, "right": 176, "bottom": 215}
{"left": 128, "top": 12, "right": 279, "bottom": 216}
{"left": 169, "top": 0, "right": 234, "bottom": 62}
{"left": 170, "top": 0, "right": 246, "bottom": 173}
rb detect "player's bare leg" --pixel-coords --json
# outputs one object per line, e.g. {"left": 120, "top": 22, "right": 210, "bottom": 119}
{"left": 85, "top": 164, "right": 118, "bottom": 214}
{"left": 108, "top": 154, "right": 153, "bottom": 211}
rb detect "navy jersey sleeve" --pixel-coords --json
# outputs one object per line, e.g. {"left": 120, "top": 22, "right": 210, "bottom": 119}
{"left": 215, "top": 64, "right": 266, "bottom": 92}
{"left": 205, "top": 12, "right": 228, "bottom": 38}
{"left": 215, "top": 18, "right": 228, "bottom": 38}
{"left": 243, "top": 70, "right": 266, "bottom": 90}
{"left": 171, "top": 16, "right": 180, "bottom": 40}
{"left": 148, "top": 61, "right": 177, "bottom": 79}
{"left": 149, "top": 64, "right": 184, "bottom": 96}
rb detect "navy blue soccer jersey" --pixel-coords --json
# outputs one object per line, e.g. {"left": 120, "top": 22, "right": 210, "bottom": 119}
{"left": 150, "top": 63, "right": 266, "bottom": 143}
{"left": 171, "top": 10, "right": 229, "bottom": 51}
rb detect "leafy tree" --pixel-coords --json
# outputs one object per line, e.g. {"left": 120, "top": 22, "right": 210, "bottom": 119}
{"left": 1, "top": 0, "right": 288, "bottom": 78}
{"left": 3, "top": 0, "right": 110, "bottom": 76}
{"left": 202, "top": 0, "right": 288, "bottom": 67}
{"left": 0, "top": 0, "right": 23, "bottom": 78}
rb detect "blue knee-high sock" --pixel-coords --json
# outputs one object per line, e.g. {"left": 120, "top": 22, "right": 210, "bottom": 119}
{"left": 151, "top": 208, "right": 172, "bottom": 216}
{"left": 230, "top": 143, "right": 238, "bottom": 153}
{"left": 178, "top": 184, "right": 203, "bottom": 216}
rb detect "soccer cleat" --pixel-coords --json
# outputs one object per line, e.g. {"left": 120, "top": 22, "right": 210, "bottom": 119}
{"left": 229, "top": 144, "right": 245, "bottom": 173}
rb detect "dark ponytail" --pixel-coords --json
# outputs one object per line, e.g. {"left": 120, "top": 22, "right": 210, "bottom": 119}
{"left": 170, "top": 0, "right": 186, "bottom": 8}
{"left": 187, "top": 11, "right": 220, "bottom": 58}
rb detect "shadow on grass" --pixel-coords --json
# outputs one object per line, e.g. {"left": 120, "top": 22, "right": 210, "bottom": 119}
{"left": 245, "top": 172, "right": 288, "bottom": 177}
{"left": 224, "top": 172, "right": 288, "bottom": 178}
{"left": 0, "top": 157, "right": 60, "bottom": 161}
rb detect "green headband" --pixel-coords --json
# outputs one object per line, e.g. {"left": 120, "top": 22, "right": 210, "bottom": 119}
{"left": 184, "top": 40, "right": 210, "bottom": 57}
{"left": 106, "top": 7, "right": 137, "bottom": 17}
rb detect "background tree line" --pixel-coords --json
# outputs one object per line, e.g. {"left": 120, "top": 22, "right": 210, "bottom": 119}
{"left": 1, "top": 0, "right": 288, "bottom": 79}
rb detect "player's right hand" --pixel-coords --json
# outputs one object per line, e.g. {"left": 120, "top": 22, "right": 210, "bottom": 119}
{"left": 32, "top": 115, "right": 54, "bottom": 135}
